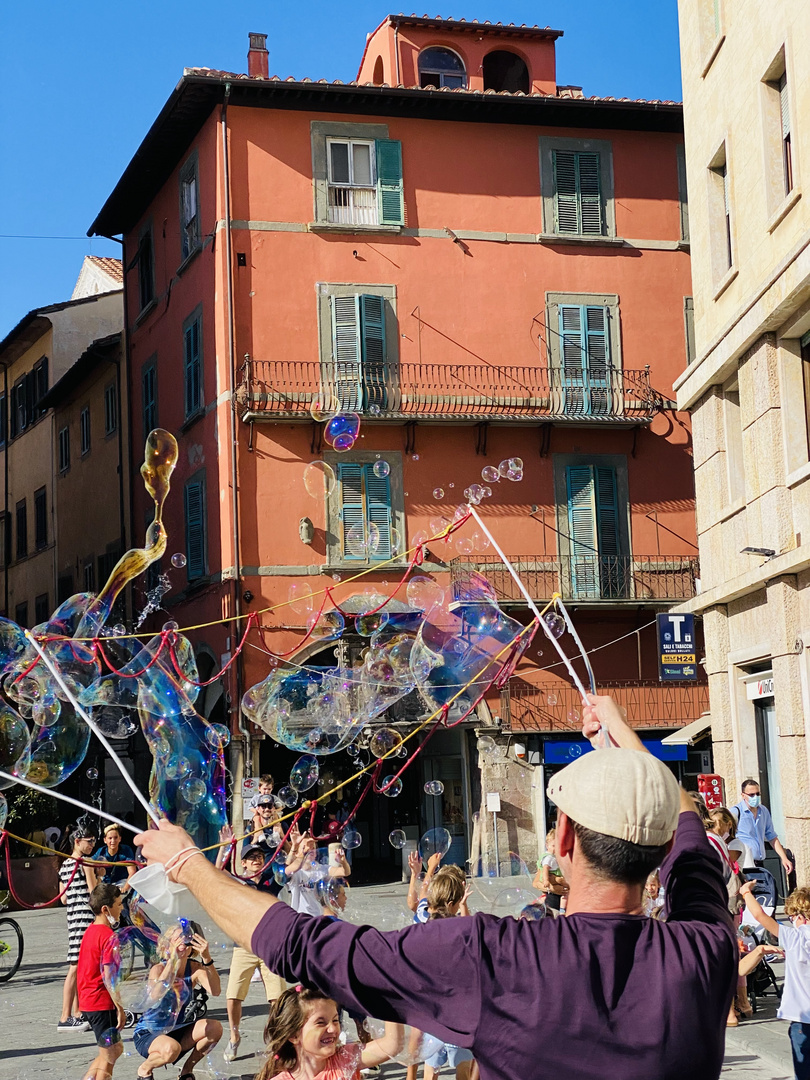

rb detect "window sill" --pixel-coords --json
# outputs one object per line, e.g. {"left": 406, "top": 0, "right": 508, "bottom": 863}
{"left": 712, "top": 265, "right": 739, "bottom": 301}
{"left": 309, "top": 222, "right": 402, "bottom": 236}
{"left": 538, "top": 233, "right": 622, "bottom": 247}
{"left": 700, "top": 34, "right": 726, "bottom": 78}
{"left": 180, "top": 409, "right": 205, "bottom": 433}
{"left": 134, "top": 299, "right": 158, "bottom": 328}
{"left": 766, "top": 187, "right": 802, "bottom": 234}
{"left": 321, "top": 562, "right": 410, "bottom": 574}
{"left": 177, "top": 246, "right": 202, "bottom": 277}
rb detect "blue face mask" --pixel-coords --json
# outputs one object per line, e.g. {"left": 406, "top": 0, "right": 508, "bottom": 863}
{"left": 746, "top": 794, "right": 761, "bottom": 808}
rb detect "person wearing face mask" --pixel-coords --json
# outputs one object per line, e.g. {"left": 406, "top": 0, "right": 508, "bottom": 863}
{"left": 76, "top": 884, "right": 126, "bottom": 1080}
{"left": 730, "top": 779, "right": 794, "bottom": 875}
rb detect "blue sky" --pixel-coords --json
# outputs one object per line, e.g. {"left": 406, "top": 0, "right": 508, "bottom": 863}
{"left": 1, "top": 1, "right": 682, "bottom": 338}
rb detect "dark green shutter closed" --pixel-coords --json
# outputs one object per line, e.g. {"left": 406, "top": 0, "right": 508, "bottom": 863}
{"left": 184, "top": 319, "right": 201, "bottom": 417}
{"left": 375, "top": 140, "right": 404, "bottom": 225}
{"left": 565, "top": 464, "right": 622, "bottom": 598}
{"left": 365, "top": 465, "right": 392, "bottom": 560}
{"left": 360, "top": 294, "right": 387, "bottom": 411}
{"left": 553, "top": 150, "right": 602, "bottom": 235}
{"left": 184, "top": 480, "right": 205, "bottom": 579}
{"left": 338, "top": 462, "right": 393, "bottom": 561}
{"left": 331, "top": 296, "right": 363, "bottom": 412}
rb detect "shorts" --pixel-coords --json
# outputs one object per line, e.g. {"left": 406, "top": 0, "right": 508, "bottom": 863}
{"left": 133, "top": 1021, "right": 195, "bottom": 1059}
{"left": 425, "top": 1043, "right": 474, "bottom": 1070}
{"left": 85, "top": 1009, "right": 122, "bottom": 1048}
{"left": 226, "top": 945, "right": 287, "bottom": 1002}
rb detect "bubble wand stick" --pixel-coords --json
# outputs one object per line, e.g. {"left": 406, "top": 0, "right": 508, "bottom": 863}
{"left": 24, "top": 630, "right": 161, "bottom": 826}
{"left": 465, "top": 505, "right": 591, "bottom": 701}
{"left": 0, "top": 769, "right": 140, "bottom": 835}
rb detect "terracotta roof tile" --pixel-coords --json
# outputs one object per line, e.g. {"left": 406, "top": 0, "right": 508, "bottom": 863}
{"left": 87, "top": 256, "right": 123, "bottom": 283}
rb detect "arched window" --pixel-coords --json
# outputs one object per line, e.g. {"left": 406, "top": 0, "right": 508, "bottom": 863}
{"left": 373, "top": 55, "right": 384, "bottom": 84}
{"left": 418, "top": 47, "right": 466, "bottom": 89}
{"left": 483, "top": 50, "right": 530, "bottom": 93}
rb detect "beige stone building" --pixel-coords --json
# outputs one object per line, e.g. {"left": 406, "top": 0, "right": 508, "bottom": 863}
{"left": 0, "top": 258, "right": 123, "bottom": 624}
{"left": 676, "top": 1, "right": 810, "bottom": 877}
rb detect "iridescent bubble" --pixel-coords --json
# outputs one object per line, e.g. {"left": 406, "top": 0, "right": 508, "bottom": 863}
{"left": 382, "top": 775, "right": 403, "bottom": 797}
{"left": 290, "top": 754, "right": 319, "bottom": 792}
{"left": 424, "top": 780, "right": 444, "bottom": 796}
{"left": 388, "top": 828, "right": 407, "bottom": 849}
{"left": 333, "top": 433, "right": 355, "bottom": 452}
{"left": 356, "top": 610, "right": 389, "bottom": 637}
{"left": 325, "top": 414, "right": 361, "bottom": 448}
{"left": 433, "top": 488, "right": 445, "bottom": 500}
{"left": 463, "top": 484, "right": 485, "bottom": 505}
{"left": 277, "top": 785, "right": 298, "bottom": 807}
{"left": 310, "top": 391, "right": 339, "bottom": 423}
{"left": 368, "top": 404, "right": 381, "bottom": 416}
{"left": 412, "top": 529, "right": 429, "bottom": 548}
{"left": 481, "top": 486, "right": 492, "bottom": 498}
{"left": 519, "top": 901, "right": 550, "bottom": 921}
{"left": 345, "top": 524, "right": 368, "bottom": 558}
{"left": 481, "top": 466, "right": 500, "bottom": 483}
{"left": 204, "top": 723, "right": 230, "bottom": 749}
{"left": 498, "top": 457, "right": 522, "bottom": 478}
{"left": 341, "top": 827, "right": 362, "bottom": 850}
{"left": 372, "top": 460, "right": 390, "bottom": 479}
{"left": 406, "top": 576, "right": 443, "bottom": 612}
{"left": 420, "top": 827, "right": 452, "bottom": 861}
{"left": 162, "top": 621, "right": 179, "bottom": 633}
{"left": 412, "top": 454, "right": 420, "bottom": 461}
{"left": 547, "top": 693, "right": 558, "bottom": 706}
{"left": 567, "top": 709, "right": 580, "bottom": 724}
{"left": 0, "top": 706, "right": 32, "bottom": 790}
{"left": 305, "top": 611, "right": 345, "bottom": 642}
{"left": 164, "top": 755, "right": 191, "bottom": 780}
{"left": 170, "top": 553, "right": 187, "bottom": 568}
{"left": 455, "top": 537, "right": 474, "bottom": 555}
{"left": 363, "top": 1019, "right": 442, "bottom": 1066}
{"left": 390, "top": 527, "right": 403, "bottom": 557}
{"left": 86, "top": 768, "right": 98, "bottom": 780}
{"left": 477, "top": 735, "right": 496, "bottom": 757}
{"left": 491, "top": 887, "right": 543, "bottom": 920}
{"left": 369, "top": 727, "right": 402, "bottom": 758}
{"left": 288, "top": 583, "right": 314, "bottom": 615}
{"left": 96, "top": 707, "right": 139, "bottom": 739}
{"left": 429, "top": 516, "right": 450, "bottom": 536}
{"left": 303, "top": 461, "right": 336, "bottom": 499}
{"left": 180, "top": 777, "right": 206, "bottom": 805}
{"left": 0, "top": 792, "right": 6, "bottom": 831}
{"left": 367, "top": 521, "right": 381, "bottom": 556}
{"left": 543, "top": 612, "right": 566, "bottom": 639}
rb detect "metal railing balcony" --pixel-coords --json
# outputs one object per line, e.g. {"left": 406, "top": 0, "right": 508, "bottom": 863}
{"left": 450, "top": 553, "right": 699, "bottom": 603}
{"left": 500, "top": 679, "right": 710, "bottom": 732}
{"left": 234, "top": 359, "right": 661, "bottom": 423}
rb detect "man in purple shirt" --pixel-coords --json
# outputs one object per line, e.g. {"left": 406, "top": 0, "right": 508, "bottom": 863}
{"left": 135, "top": 695, "right": 736, "bottom": 1080}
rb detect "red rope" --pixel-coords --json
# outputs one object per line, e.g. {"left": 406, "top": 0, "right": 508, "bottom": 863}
{"left": 167, "top": 613, "right": 257, "bottom": 687}
{"left": 1, "top": 832, "right": 83, "bottom": 909}
{"left": 96, "top": 632, "right": 169, "bottom": 678}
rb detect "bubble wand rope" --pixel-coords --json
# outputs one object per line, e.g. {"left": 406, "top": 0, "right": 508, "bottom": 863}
{"left": 553, "top": 595, "right": 610, "bottom": 749}
{"left": 24, "top": 630, "right": 161, "bottom": 826}
{"left": 0, "top": 769, "right": 140, "bottom": 834}
{"left": 465, "top": 505, "right": 591, "bottom": 702}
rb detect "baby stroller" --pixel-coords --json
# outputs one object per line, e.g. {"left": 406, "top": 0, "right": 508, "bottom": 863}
{"left": 125, "top": 984, "right": 209, "bottom": 1029}
{"left": 740, "top": 866, "right": 782, "bottom": 1013}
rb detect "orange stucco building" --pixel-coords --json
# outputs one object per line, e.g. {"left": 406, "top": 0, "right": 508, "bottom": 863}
{"left": 91, "top": 17, "right": 705, "bottom": 874}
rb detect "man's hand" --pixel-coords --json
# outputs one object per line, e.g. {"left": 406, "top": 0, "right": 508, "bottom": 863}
{"left": 580, "top": 693, "right": 645, "bottom": 752}
{"left": 134, "top": 818, "right": 196, "bottom": 868}
{"left": 782, "top": 855, "right": 794, "bottom": 875}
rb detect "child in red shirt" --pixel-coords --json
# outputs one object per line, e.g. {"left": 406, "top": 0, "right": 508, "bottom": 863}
{"left": 77, "top": 883, "right": 125, "bottom": 1080}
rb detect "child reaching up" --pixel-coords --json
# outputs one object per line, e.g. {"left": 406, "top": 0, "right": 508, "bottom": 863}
{"left": 740, "top": 880, "right": 810, "bottom": 1074}
{"left": 257, "top": 986, "right": 402, "bottom": 1079}
{"left": 532, "top": 828, "right": 569, "bottom": 912}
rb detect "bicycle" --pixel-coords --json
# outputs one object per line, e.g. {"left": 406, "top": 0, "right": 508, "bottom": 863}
{"left": 0, "top": 890, "right": 24, "bottom": 982}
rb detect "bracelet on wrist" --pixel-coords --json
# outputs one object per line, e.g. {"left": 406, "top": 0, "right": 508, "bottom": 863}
{"left": 199, "top": 959, "right": 214, "bottom": 967}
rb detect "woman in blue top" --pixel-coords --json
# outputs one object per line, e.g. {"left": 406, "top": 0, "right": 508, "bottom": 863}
{"left": 92, "top": 825, "right": 136, "bottom": 891}
{"left": 134, "top": 925, "right": 222, "bottom": 1080}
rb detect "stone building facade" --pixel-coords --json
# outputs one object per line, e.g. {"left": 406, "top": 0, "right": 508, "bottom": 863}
{"left": 676, "top": 1, "right": 810, "bottom": 877}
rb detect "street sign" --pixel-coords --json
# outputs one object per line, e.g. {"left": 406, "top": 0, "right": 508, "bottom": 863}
{"left": 486, "top": 792, "right": 501, "bottom": 813}
{"left": 242, "top": 777, "right": 260, "bottom": 801}
{"left": 657, "top": 612, "right": 698, "bottom": 681}
{"left": 698, "top": 774, "right": 725, "bottom": 809}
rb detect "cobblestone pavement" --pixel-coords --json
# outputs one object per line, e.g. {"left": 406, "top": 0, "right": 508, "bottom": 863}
{"left": 0, "top": 887, "right": 797, "bottom": 1080}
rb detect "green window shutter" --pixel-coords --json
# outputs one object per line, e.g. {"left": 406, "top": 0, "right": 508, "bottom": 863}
{"left": 594, "top": 466, "right": 619, "bottom": 555}
{"left": 331, "top": 295, "right": 363, "bottom": 412}
{"left": 684, "top": 297, "right": 696, "bottom": 365}
{"left": 359, "top": 294, "right": 387, "bottom": 411}
{"left": 184, "top": 318, "right": 201, "bottom": 417}
{"left": 578, "top": 153, "right": 602, "bottom": 234}
{"left": 566, "top": 465, "right": 598, "bottom": 598}
{"left": 376, "top": 139, "right": 404, "bottom": 225}
{"left": 337, "top": 462, "right": 365, "bottom": 561}
{"left": 184, "top": 479, "right": 205, "bottom": 579}
{"left": 365, "top": 463, "right": 393, "bottom": 560}
{"left": 584, "top": 305, "right": 610, "bottom": 413}
{"left": 553, "top": 151, "right": 602, "bottom": 235}
{"left": 559, "top": 305, "right": 585, "bottom": 413}
{"left": 553, "top": 150, "right": 579, "bottom": 233}
{"left": 143, "top": 364, "right": 157, "bottom": 435}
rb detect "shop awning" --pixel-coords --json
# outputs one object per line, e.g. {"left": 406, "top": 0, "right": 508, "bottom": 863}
{"left": 661, "top": 714, "right": 712, "bottom": 747}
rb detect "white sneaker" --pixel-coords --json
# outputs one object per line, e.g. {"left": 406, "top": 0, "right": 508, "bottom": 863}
{"left": 223, "top": 1037, "right": 241, "bottom": 1062}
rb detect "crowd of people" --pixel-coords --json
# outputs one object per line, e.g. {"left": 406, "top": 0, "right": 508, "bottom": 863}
{"left": 36, "top": 695, "right": 810, "bottom": 1080}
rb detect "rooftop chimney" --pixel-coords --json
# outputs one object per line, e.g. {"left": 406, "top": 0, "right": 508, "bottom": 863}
{"left": 248, "top": 33, "right": 269, "bottom": 78}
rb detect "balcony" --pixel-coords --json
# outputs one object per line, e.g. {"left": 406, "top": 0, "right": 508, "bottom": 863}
{"left": 450, "top": 553, "right": 699, "bottom": 604}
{"left": 500, "top": 679, "right": 710, "bottom": 732}
{"left": 234, "top": 359, "right": 661, "bottom": 424}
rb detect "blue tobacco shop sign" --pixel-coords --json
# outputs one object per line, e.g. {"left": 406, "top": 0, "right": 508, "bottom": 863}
{"left": 657, "top": 612, "right": 698, "bottom": 681}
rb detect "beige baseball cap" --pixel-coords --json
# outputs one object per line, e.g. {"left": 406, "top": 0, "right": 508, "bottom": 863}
{"left": 546, "top": 747, "right": 680, "bottom": 847}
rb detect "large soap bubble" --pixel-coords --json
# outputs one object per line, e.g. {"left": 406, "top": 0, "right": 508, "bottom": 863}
{"left": 289, "top": 754, "right": 319, "bottom": 792}
{"left": 364, "top": 1019, "right": 443, "bottom": 1066}
{"left": 389, "top": 829, "right": 407, "bottom": 849}
{"left": 419, "top": 827, "right": 452, "bottom": 862}
{"left": 303, "top": 461, "right": 336, "bottom": 499}
{"left": 0, "top": 791, "right": 7, "bottom": 831}
{"left": 0, "top": 705, "right": 32, "bottom": 790}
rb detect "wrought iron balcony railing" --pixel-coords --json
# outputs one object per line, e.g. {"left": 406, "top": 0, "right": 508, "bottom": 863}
{"left": 234, "top": 359, "right": 661, "bottom": 423}
{"left": 501, "top": 679, "right": 710, "bottom": 732}
{"left": 450, "top": 553, "right": 699, "bottom": 603}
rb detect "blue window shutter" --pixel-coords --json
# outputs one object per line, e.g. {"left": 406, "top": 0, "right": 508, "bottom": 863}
{"left": 365, "top": 464, "right": 392, "bottom": 560}
{"left": 375, "top": 139, "right": 404, "bottom": 225}
{"left": 338, "top": 462, "right": 365, "bottom": 560}
{"left": 184, "top": 319, "right": 201, "bottom": 417}
{"left": 559, "top": 305, "right": 585, "bottom": 414}
{"left": 584, "top": 306, "right": 610, "bottom": 413}
{"left": 331, "top": 296, "right": 363, "bottom": 412}
{"left": 359, "top": 294, "right": 387, "bottom": 411}
{"left": 594, "top": 467, "right": 619, "bottom": 555}
{"left": 184, "top": 480, "right": 205, "bottom": 579}
{"left": 566, "top": 465, "right": 598, "bottom": 598}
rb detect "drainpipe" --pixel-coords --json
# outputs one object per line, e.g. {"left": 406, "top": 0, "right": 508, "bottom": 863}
{"left": 0, "top": 360, "right": 7, "bottom": 616}
{"left": 220, "top": 83, "right": 251, "bottom": 795}
{"left": 393, "top": 23, "right": 401, "bottom": 85}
